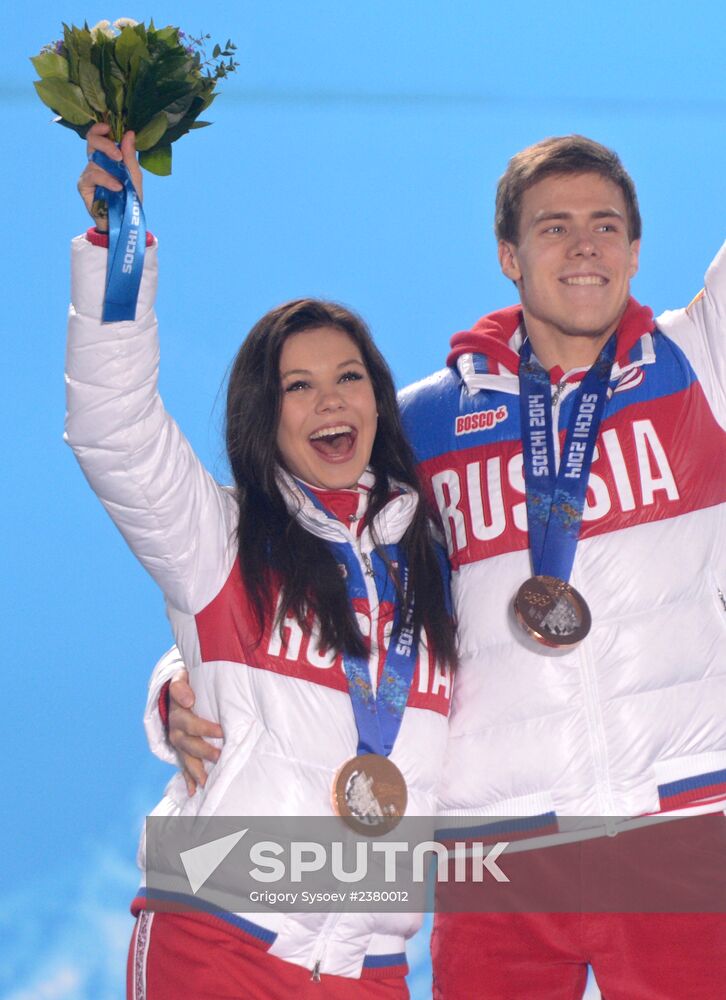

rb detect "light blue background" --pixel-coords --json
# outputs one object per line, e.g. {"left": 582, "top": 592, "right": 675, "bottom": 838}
{"left": 4, "top": 2, "right": 724, "bottom": 996}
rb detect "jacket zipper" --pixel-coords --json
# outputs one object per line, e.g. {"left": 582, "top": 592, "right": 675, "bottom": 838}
{"left": 308, "top": 534, "right": 381, "bottom": 984}
{"left": 353, "top": 524, "right": 382, "bottom": 694}
{"left": 570, "top": 563, "right": 615, "bottom": 812}
{"left": 550, "top": 381, "right": 566, "bottom": 464}
{"left": 550, "top": 379, "right": 567, "bottom": 408}
{"left": 308, "top": 909, "right": 343, "bottom": 982}
{"left": 551, "top": 380, "right": 615, "bottom": 813}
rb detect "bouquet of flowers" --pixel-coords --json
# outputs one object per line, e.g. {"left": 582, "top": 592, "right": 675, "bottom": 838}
{"left": 31, "top": 18, "right": 238, "bottom": 175}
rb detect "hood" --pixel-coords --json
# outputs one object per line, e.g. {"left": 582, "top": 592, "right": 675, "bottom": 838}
{"left": 446, "top": 297, "right": 656, "bottom": 377}
{"left": 276, "top": 468, "right": 418, "bottom": 553}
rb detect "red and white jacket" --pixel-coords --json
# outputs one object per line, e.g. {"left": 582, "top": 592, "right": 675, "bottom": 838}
{"left": 146, "top": 244, "right": 726, "bottom": 851}
{"left": 65, "top": 234, "right": 451, "bottom": 980}
{"left": 398, "top": 242, "right": 726, "bottom": 836}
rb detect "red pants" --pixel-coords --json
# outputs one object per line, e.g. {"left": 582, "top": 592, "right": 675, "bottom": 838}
{"left": 127, "top": 911, "right": 409, "bottom": 1000}
{"left": 432, "top": 813, "right": 726, "bottom": 998}
{"left": 432, "top": 911, "right": 726, "bottom": 999}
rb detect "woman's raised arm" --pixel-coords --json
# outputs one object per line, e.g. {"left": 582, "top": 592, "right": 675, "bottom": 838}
{"left": 64, "top": 137, "right": 236, "bottom": 616}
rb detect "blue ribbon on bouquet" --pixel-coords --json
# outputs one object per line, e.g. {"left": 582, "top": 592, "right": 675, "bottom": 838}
{"left": 91, "top": 150, "right": 146, "bottom": 323}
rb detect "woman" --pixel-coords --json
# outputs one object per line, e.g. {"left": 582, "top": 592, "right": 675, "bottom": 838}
{"left": 69, "top": 125, "right": 456, "bottom": 999}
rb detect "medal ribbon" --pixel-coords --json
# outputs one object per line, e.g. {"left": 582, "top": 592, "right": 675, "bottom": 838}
{"left": 91, "top": 150, "right": 146, "bottom": 323}
{"left": 298, "top": 484, "right": 417, "bottom": 758}
{"left": 519, "top": 334, "right": 616, "bottom": 582}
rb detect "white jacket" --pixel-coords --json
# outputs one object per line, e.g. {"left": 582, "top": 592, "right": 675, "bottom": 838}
{"left": 148, "top": 246, "right": 726, "bottom": 847}
{"left": 65, "top": 235, "right": 452, "bottom": 980}
{"left": 398, "top": 244, "right": 726, "bottom": 831}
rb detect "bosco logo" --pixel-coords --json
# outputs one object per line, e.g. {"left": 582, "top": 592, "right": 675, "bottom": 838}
{"left": 455, "top": 405, "right": 508, "bottom": 436}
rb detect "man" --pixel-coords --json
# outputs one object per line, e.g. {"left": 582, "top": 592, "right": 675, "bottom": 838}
{"left": 399, "top": 135, "right": 726, "bottom": 999}
{"left": 148, "top": 136, "right": 726, "bottom": 997}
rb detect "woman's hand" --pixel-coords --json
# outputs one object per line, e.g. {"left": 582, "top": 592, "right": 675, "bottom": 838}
{"left": 168, "top": 668, "right": 224, "bottom": 797}
{"left": 77, "top": 123, "right": 143, "bottom": 231}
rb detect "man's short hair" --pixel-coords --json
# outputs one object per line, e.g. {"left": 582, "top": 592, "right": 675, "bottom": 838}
{"left": 495, "top": 135, "right": 642, "bottom": 245}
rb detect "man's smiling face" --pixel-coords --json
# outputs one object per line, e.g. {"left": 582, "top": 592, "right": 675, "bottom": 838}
{"left": 498, "top": 171, "right": 640, "bottom": 368}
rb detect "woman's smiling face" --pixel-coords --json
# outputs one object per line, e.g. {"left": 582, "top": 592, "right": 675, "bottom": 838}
{"left": 276, "top": 326, "right": 378, "bottom": 490}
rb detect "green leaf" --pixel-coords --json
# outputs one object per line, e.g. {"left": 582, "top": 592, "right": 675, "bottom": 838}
{"left": 127, "top": 61, "right": 194, "bottom": 131}
{"left": 203, "top": 89, "right": 217, "bottom": 111}
{"left": 89, "top": 37, "right": 104, "bottom": 73}
{"left": 192, "top": 86, "right": 216, "bottom": 116}
{"left": 34, "top": 78, "right": 94, "bottom": 125}
{"left": 139, "top": 144, "right": 172, "bottom": 176}
{"left": 191, "top": 90, "right": 216, "bottom": 116}
{"left": 160, "top": 91, "right": 195, "bottom": 127}
{"left": 78, "top": 59, "right": 107, "bottom": 113}
{"left": 157, "top": 89, "right": 215, "bottom": 144}
{"left": 161, "top": 115, "right": 208, "bottom": 145}
{"left": 154, "top": 26, "right": 178, "bottom": 43}
{"left": 114, "top": 25, "right": 145, "bottom": 73}
{"left": 62, "top": 25, "right": 93, "bottom": 86}
{"left": 100, "top": 44, "right": 125, "bottom": 115}
{"left": 72, "top": 27, "right": 93, "bottom": 65}
{"left": 154, "top": 46, "right": 192, "bottom": 81}
{"left": 135, "top": 111, "right": 168, "bottom": 151}
{"left": 31, "top": 52, "right": 70, "bottom": 80}
{"left": 62, "top": 24, "right": 80, "bottom": 83}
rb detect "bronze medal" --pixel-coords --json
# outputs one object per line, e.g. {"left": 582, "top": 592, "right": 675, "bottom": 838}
{"left": 513, "top": 574, "right": 591, "bottom": 648}
{"left": 332, "top": 754, "right": 408, "bottom": 836}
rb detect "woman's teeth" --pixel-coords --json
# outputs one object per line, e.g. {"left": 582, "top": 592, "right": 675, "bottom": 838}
{"left": 309, "top": 425, "right": 356, "bottom": 457}
{"left": 309, "top": 424, "right": 354, "bottom": 440}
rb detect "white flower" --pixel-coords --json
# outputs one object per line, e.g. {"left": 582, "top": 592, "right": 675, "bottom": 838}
{"left": 113, "top": 17, "right": 139, "bottom": 29}
{"left": 90, "top": 19, "right": 116, "bottom": 40}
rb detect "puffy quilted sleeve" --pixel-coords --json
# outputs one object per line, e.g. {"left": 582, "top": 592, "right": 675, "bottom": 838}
{"left": 64, "top": 236, "right": 237, "bottom": 614}
{"left": 656, "top": 240, "right": 726, "bottom": 422}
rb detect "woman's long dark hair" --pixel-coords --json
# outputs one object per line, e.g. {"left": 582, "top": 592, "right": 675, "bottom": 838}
{"left": 226, "top": 298, "right": 457, "bottom": 669}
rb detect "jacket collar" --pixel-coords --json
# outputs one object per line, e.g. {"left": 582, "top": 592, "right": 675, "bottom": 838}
{"left": 276, "top": 468, "right": 418, "bottom": 553}
{"left": 447, "top": 297, "right": 657, "bottom": 395}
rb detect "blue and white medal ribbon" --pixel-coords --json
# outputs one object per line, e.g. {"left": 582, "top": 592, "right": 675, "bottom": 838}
{"left": 298, "top": 484, "right": 416, "bottom": 832}
{"left": 91, "top": 150, "right": 146, "bottom": 323}
{"left": 514, "top": 334, "right": 616, "bottom": 647}
{"left": 327, "top": 539, "right": 415, "bottom": 757}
